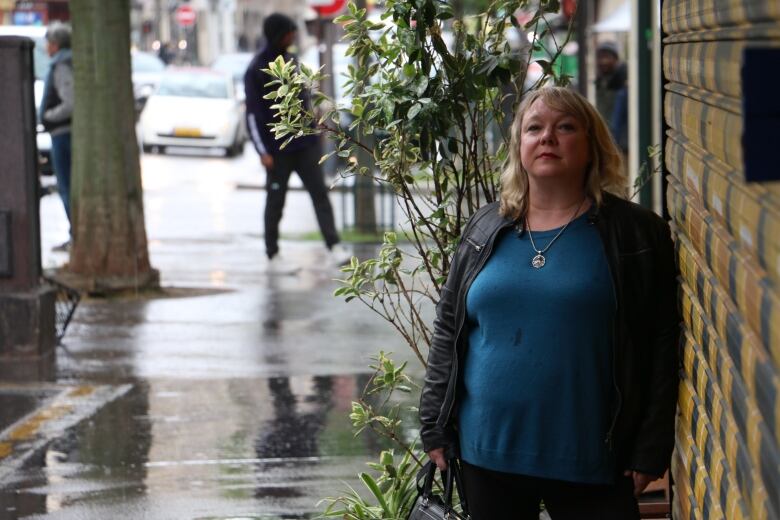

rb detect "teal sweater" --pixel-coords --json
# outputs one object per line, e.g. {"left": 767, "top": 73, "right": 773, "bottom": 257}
{"left": 458, "top": 212, "right": 617, "bottom": 484}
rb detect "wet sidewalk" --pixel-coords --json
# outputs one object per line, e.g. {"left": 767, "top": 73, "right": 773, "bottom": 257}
{"left": 0, "top": 149, "right": 419, "bottom": 519}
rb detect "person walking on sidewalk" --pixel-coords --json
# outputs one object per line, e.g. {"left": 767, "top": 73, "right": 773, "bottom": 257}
{"left": 595, "top": 41, "right": 627, "bottom": 127}
{"left": 41, "top": 21, "right": 74, "bottom": 252}
{"left": 244, "top": 13, "right": 348, "bottom": 266}
{"left": 419, "top": 86, "right": 679, "bottom": 519}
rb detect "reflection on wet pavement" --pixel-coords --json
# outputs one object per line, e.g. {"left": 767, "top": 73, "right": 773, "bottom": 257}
{"left": 0, "top": 150, "right": 425, "bottom": 519}
{"left": 1, "top": 372, "right": 408, "bottom": 519}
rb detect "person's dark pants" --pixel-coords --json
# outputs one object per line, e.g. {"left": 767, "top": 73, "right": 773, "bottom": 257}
{"left": 50, "top": 131, "right": 72, "bottom": 222}
{"left": 460, "top": 461, "right": 639, "bottom": 520}
{"left": 264, "top": 144, "right": 339, "bottom": 258}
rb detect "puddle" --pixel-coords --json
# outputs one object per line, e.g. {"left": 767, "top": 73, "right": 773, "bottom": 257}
{"left": 0, "top": 375, "right": 419, "bottom": 519}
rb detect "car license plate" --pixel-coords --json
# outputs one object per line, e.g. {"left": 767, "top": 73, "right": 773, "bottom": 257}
{"left": 173, "top": 127, "right": 201, "bottom": 137}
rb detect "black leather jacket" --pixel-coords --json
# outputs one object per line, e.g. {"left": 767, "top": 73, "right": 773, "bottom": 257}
{"left": 419, "top": 192, "right": 680, "bottom": 477}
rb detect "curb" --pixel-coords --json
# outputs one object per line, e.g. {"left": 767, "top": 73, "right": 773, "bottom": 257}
{"left": 0, "top": 383, "right": 132, "bottom": 483}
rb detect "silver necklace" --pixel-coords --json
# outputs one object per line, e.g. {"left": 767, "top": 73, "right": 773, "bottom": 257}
{"left": 525, "top": 198, "right": 586, "bottom": 269}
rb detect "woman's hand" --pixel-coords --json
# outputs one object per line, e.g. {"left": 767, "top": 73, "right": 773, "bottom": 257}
{"left": 623, "top": 470, "right": 657, "bottom": 497}
{"left": 428, "top": 448, "right": 448, "bottom": 471}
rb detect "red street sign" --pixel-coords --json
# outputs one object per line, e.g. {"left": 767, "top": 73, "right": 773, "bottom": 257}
{"left": 312, "top": 0, "right": 346, "bottom": 17}
{"left": 174, "top": 5, "right": 196, "bottom": 27}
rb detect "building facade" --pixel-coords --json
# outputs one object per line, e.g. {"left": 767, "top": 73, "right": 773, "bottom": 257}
{"left": 132, "top": 0, "right": 315, "bottom": 65}
{"left": 1, "top": 0, "right": 69, "bottom": 25}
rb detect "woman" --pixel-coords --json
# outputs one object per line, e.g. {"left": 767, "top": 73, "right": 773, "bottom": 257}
{"left": 419, "top": 86, "right": 679, "bottom": 519}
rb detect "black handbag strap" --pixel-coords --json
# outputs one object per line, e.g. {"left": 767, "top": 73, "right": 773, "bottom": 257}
{"left": 417, "top": 461, "right": 437, "bottom": 498}
{"left": 450, "top": 459, "right": 470, "bottom": 515}
{"left": 442, "top": 465, "right": 455, "bottom": 504}
{"left": 416, "top": 459, "right": 470, "bottom": 517}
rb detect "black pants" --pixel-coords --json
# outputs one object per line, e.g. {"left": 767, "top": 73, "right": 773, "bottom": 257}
{"left": 460, "top": 461, "right": 639, "bottom": 520}
{"left": 264, "top": 144, "right": 339, "bottom": 257}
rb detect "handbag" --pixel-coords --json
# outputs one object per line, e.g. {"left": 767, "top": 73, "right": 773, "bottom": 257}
{"left": 408, "top": 459, "right": 470, "bottom": 520}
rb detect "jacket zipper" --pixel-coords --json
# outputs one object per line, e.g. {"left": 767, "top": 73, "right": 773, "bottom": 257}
{"left": 600, "top": 229, "right": 622, "bottom": 450}
{"left": 605, "top": 316, "right": 621, "bottom": 449}
{"left": 440, "top": 224, "right": 511, "bottom": 429}
{"left": 464, "top": 237, "right": 483, "bottom": 252}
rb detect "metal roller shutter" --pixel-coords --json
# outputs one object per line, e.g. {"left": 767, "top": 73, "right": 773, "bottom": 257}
{"left": 662, "top": 0, "right": 780, "bottom": 517}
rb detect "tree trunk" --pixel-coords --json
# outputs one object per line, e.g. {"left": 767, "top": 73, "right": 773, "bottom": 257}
{"left": 67, "top": 0, "right": 158, "bottom": 292}
{"left": 354, "top": 145, "right": 377, "bottom": 235}
{"left": 352, "top": 0, "right": 377, "bottom": 235}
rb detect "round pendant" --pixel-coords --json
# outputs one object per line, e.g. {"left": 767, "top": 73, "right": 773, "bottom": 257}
{"left": 531, "top": 254, "right": 546, "bottom": 269}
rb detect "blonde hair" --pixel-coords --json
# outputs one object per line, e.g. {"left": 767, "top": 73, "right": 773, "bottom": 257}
{"left": 499, "top": 86, "right": 627, "bottom": 221}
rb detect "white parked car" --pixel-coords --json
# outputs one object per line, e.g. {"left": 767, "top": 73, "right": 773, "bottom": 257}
{"left": 210, "top": 52, "right": 253, "bottom": 101}
{"left": 139, "top": 68, "right": 245, "bottom": 156}
{"left": 131, "top": 50, "right": 166, "bottom": 114}
{"left": 0, "top": 24, "right": 52, "bottom": 174}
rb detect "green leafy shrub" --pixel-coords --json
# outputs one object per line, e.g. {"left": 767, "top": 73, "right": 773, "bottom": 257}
{"left": 267, "top": 0, "right": 576, "bottom": 516}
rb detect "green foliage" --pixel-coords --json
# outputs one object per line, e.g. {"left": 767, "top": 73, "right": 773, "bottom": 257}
{"left": 348, "top": 351, "right": 417, "bottom": 442}
{"left": 265, "top": 0, "right": 573, "bottom": 516}
{"left": 632, "top": 144, "right": 663, "bottom": 200}
{"left": 318, "top": 448, "right": 422, "bottom": 519}
{"left": 266, "top": 0, "right": 571, "bottom": 368}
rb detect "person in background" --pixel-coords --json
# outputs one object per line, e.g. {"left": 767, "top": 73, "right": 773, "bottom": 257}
{"left": 595, "top": 41, "right": 627, "bottom": 129}
{"left": 243, "top": 13, "right": 349, "bottom": 268}
{"left": 157, "top": 41, "right": 175, "bottom": 65}
{"left": 610, "top": 85, "right": 628, "bottom": 155}
{"left": 41, "top": 21, "right": 74, "bottom": 252}
{"left": 237, "top": 34, "right": 249, "bottom": 52}
{"left": 419, "top": 86, "right": 679, "bottom": 519}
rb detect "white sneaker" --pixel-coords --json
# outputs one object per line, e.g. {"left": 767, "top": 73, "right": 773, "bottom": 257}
{"left": 328, "top": 243, "right": 353, "bottom": 267}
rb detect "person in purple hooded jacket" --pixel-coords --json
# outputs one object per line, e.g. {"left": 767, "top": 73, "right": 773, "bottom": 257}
{"left": 244, "top": 13, "right": 347, "bottom": 266}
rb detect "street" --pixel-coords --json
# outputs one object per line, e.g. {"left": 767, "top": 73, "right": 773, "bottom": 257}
{"left": 0, "top": 144, "right": 420, "bottom": 519}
